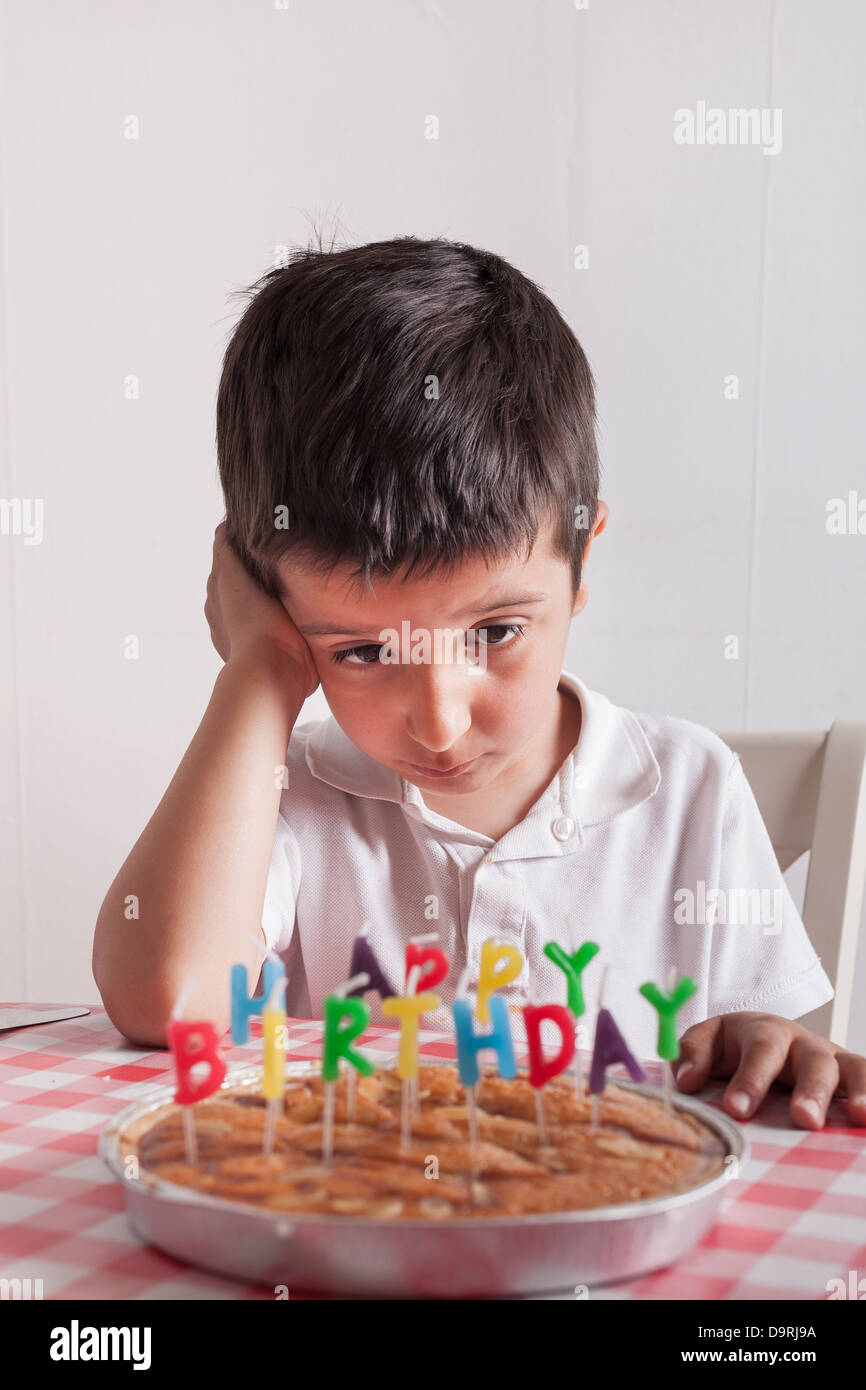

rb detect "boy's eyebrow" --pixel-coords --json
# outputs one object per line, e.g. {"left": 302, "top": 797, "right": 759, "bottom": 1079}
{"left": 296, "top": 592, "right": 549, "bottom": 638}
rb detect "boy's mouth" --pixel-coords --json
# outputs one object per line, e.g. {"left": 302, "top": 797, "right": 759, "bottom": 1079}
{"left": 404, "top": 757, "right": 479, "bottom": 779}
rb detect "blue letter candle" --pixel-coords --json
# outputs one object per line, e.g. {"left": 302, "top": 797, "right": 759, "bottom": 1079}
{"left": 452, "top": 994, "right": 517, "bottom": 1086}
{"left": 230, "top": 956, "right": 284, "bottom": 1045}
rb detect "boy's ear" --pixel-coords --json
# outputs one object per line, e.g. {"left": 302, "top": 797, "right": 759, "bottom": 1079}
{"left": 571, "top": 583, "right": 589, "bottom": 618}
{"left": 594, "top": 500, "right": 609, "bottom": 536}
{"left": 571, "top": 500, "right": 608, "bottom": 617}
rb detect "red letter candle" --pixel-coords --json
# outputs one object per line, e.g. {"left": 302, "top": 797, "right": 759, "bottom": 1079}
{"left": 522, "top": 1003, "right": 577, "bottom": 1088}
{"left": 405, "top": 937, "right": 450, "bottom": 993}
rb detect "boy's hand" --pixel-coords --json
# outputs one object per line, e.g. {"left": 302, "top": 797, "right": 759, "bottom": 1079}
{"left": 672, "top": 1012, "right": 866, "bottom": 1130}
{"left": 204, "top": 522, "right": 320, "bottom": 699}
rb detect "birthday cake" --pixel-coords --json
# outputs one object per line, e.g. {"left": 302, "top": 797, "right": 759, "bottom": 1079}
{"left": 118, "top": 1062, "right": 727, "bottom": 1220}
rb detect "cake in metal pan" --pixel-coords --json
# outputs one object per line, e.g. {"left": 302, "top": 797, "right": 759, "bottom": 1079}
{"left": 118, "top": 1062, "right": 727, "bottom": 1220}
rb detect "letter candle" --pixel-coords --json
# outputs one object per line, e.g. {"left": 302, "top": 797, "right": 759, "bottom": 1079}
{"left": 347, "top": 923, "right": 398, "bottom": 1001}
{"left": 588, "top": 965, "right": 646, "bottom": 1132}
{"left": 453, "top": 963, "right": 518, "bottom": 1140}
{"left": 405, "top": 932, "right": 450, "bottom": 1111}
{"left": 261, "top": 972, "right": 288, "bottom": 1157}
{"left": 452, "top": 963, "right": 517, "bottom": 1205}
{"left": 346, "top": 924, "right": 396, "bottom": 1121}
{"left": 476, "top": 939, "right": 523, "bottom": 1023}
{"left": 382, "top": 965, "right": 441, "bottom": 1153}
{"left": 543, "top": 938, "right": 599, "bottom": 1100}
{"left": 522, "top": 999, "right": 577, "bottom": 1147}
{"left": 321, "top": 972, "right": 375, "bottom": 1163}
{"left": 639, "top": 965, "right": 697, "bottom": 1119}
{"left": 405, "top": 932, "right": 450, "bottom": 991}
{"left": 166, "top": 979, "right": 227, "bottom": 1166}
{"left": 231, "top": 940, "right": 285, "bottom": 1044}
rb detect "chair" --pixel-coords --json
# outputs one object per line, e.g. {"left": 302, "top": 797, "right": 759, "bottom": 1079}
{"left": 714, "top": 722, "right": 866, "bottom": 1048}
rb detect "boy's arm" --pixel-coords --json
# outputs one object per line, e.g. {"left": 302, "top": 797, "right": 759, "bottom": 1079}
{"left": 92, "top": 646, "right": 307, "bottom": 1048}
{"left": 93, "top": 523, "right": 319, "bottom": 1049}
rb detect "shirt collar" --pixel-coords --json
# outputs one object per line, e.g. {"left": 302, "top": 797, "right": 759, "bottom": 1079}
{"left": 303, "top": 670, "right": 661, "bottom": 848}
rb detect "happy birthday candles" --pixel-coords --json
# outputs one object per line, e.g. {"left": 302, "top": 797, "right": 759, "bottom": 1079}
{"left": 169, "top": 928, "right": 700, "bottom": 1178}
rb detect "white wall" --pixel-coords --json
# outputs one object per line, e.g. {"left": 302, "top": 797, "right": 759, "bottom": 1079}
{"left": 1, "top": 1, "right": 863, "bottom": 1049}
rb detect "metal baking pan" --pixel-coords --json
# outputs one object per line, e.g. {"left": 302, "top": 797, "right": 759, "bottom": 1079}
{"left": 99, "top": 1059, "right": 747, "bottom": 1298}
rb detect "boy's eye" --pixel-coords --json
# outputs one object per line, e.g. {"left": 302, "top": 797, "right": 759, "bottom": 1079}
{"left": 331, "top": 643, "right": 383, "bottom": 666}
{"left": 475, "top": 624, "right": 525, "bottom": 647}
{"left": 330, "top": 623, "right": 527, "bottom": 666}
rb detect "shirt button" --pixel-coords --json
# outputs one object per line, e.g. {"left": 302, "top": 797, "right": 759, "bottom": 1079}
{"left": 551, "top": 815, "right": 575, "bottom": 842}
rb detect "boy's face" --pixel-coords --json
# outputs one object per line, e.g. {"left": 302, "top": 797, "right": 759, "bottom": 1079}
{"left": 277, "top": 505, "right": 608, "bottom": 798}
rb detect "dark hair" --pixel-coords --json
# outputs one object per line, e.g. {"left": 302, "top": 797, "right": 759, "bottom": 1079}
{"left": 216, "top": 234, "right": 600, "bottom": 600}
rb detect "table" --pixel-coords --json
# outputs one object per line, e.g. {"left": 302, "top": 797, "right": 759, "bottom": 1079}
{"left": 1, "top": 1005, "right": 864, "bottom": 1300}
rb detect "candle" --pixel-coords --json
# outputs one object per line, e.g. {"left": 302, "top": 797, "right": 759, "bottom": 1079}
{"left": 166, "top": 979, "right": 227, "bottom": 1165}
{"left": 382, "top": 964, "right": 441, "bottom": 1153}
{"left": 639, "top": 966, "right": 697, "bottom": 1118}
{"left": 405, "top": 933, "right": 450, "bottom": 992}
{"left": 476, "top": 939, "right": 523, "bottom": 1023}
{"left": 589, "top": 1008, "right": 646, "bottom": 1094}
{"left": 231, "top": 943, "right": 285, "bottom": 1044}
{"left": 452, "top": 992, "right": 517, "bottom": 1087}
{"left": 453, "top": 974, "right": 517, "bottom": 1206}
{"left": 347, "top": 923, "right": 397, "bottom": 1001}
{"left": 522, "top": 1002, "right": 577, "bottom": 1147}
{"left": 321, "top": 973, "right": 375, "bottom": 1162}
{"left": 588, "top": 967, "right": 646, "bottom": 1132}
{"left": 523, "top": 1003, "right": 576, "bottom": 1088}
{"left": 638, "top": 969, "right": 697, "bottom": 1060}
{"left": 405, "top": 933, "right": 448, "bottom": 1113}
{"left": 261, "top": 972, "right": 288, "bottom": 1157}
{"left": 544, "top": 938, "right": 599, "bottom": 1100}
{"left": 543, "top": 940, "right": 599, "bottom": 1016}
{"left": 344, "top": 922, "right": 392, "bottom": 1122}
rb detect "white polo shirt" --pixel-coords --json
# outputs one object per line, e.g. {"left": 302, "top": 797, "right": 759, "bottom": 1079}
{"left": 260, "top": 671, "right": 834, "bottom": 1060}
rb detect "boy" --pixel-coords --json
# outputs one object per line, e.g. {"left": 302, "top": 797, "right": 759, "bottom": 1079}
{"left": 92, "top": 235, "right": 866, "bottom": 1131}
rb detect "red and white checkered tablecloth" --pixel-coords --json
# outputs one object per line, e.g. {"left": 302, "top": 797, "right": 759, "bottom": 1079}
{"left": 1, "top": 1005, "right": 864, "bottom": 1301}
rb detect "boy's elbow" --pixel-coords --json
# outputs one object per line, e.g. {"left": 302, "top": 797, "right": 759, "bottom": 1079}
{"left": 95, "top": 980, "right": 170, "bottom": 1050}
{"left": 93, "top": 964, "right": 231, "bottom": 1052}
{"left": 91, "top": 913, "right": 231, "bottom": 1050}
{"left": 92, "top": 958, "right": 169, "bottom": 1051}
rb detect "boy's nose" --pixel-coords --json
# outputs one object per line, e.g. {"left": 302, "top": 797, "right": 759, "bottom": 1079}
{"left": 403, "top": 662, "right": 473, "bottom": 754}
